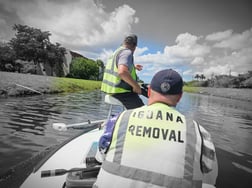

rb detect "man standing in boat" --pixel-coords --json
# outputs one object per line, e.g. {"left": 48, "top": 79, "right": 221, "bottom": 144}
{"left": 94, "top": 69, "right": 218, "bottom": 188}
{"left": 101, "top": 34, "right": 145, "bottom": 109}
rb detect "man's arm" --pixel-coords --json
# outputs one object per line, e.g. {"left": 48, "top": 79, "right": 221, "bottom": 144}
{"left": 117, "top": 49, "right": 142, "bottom": 94}
{"left": 118, "top": 64, "right": 142, "bottom": 94}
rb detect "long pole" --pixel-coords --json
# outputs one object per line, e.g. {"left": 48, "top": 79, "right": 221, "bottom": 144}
{"left": 41, "top": 166, "right": 100, "bottom": 177}
{"left": 15, "top": 83, "right": 43, "bottom": 95}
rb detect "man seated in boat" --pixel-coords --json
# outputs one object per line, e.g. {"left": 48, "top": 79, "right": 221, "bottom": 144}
{"left": 100, "top": 34, "right": 145, "bottom": 109}
{"left": 95, "top": 69, "right": 218, "bottom": 188}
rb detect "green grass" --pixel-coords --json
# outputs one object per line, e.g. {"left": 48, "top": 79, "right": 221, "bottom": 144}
{"left": 183, "top": 86, "right": 199, "bottom": 93}
{"left": 53, "top": 78, "right": 199, "bottom": 94}
{"left": 54, "top": 77, "right": 102, "bottom": 93}
{"left": 52, "top": 77, "right": 199, "bottom": 94}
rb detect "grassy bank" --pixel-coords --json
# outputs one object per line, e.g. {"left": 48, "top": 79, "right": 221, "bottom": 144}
{"left": 1, "top": 72, "right": 252, "bottom": 101}
{"left": 183, "top": 85, "right": 199, "bottom": 93}
{"left": 54, "top": 77, "right": 101, "bottom": 93}
{"left": 0, "top": 71, "right": 101, "bottom": 97}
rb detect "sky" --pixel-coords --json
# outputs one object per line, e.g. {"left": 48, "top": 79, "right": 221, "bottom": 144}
{"left": 0, "top": 0, "right": 252, "bottom": 82}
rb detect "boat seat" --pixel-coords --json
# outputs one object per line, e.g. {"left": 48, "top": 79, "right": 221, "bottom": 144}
{"left": 104, "top": 94, "right": 124, "bottom": 106}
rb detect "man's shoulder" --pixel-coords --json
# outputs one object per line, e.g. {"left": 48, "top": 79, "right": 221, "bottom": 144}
{"left": 117, "top": 48, "right": 133, "bottom": 66}
{"left": 118, "top": 48, "right": 132, "bottom": 57}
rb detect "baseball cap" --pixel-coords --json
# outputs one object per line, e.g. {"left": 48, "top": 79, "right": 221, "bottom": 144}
{"left": 124, "top": 34, "right": 138, "bottom": 46}
{"left": 150, "top": 69, "right": 183, "bottom": 95}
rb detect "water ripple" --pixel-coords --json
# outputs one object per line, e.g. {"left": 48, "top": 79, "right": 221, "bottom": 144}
{"left": 0, "top": 91, "right": 252, "bottom": 187}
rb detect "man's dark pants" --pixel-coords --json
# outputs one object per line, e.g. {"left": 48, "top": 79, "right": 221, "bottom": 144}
{"left": 112, "top": 92, "right": 144, "bottom": 109}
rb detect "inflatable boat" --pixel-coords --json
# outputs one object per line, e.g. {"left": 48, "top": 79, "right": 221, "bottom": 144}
{"left": 21, "top": 93, "right": 217, "bottom": 188}
{"left": 21, "top": 95, "right": 124, "bottom": 188}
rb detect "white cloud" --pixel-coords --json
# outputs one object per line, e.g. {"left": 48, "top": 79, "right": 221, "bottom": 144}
{"left": 199, "top": 47, "right": 252, "bottom": 79}
{"left": 135, "top": 46, "right": 149, "bottom": 56}
{"left": 203, "top": 64, "right": 231, "bottom": 77}
{"left": 136, "top": 29, "right": 252, "bottom": 81}
{"left": 164, "top": 33, "right": 210, "bottom": 58}
{"left": 206, "top": 30, "right": 233, "bottom": 41}
{"left": 199, "top": 28, "right": 252, "bottom": 78}
{"left": 96, "top": 28, "right": 252, "bottom": 82}
{"left": 191, "top": 57, "right": 204, "bottom": 65}
{"left": 213, "top": 28, "right": 252, "bottom": 50}
{"left": 87, "top": 4, "right": 138, "bottom": 47}
{"left": 0, "top": 0, "right": 251, "bottom": 82}
{"left": 2, "top": 0, "right": 138, "bottom": 51}
{"left": 135, "top": 33, "right": 210, "bottom": 67}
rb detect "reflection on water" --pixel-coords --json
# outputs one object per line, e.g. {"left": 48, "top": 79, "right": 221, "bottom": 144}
{"left": 177, "top": 92, "right": 252, "bottom": 188}
{"left": 179, "top": 93, "right": 252, "bottom": 155}
{"left": 0, "top": 91, "right": 252, "bottom": 187}
{"left": 0, "top": 91, "right": 110, "bottom": 175}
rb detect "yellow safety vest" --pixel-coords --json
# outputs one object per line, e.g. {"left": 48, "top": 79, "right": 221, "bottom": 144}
{"left": 94, "top": 103, "right": 216, "bottom": 188}
{"left": 101, "top": 46, "right": 137, "bottom": 94}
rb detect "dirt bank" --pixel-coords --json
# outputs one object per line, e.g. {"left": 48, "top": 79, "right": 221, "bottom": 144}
{"left": 1, "top": 71, "right": 252, "bottom": 101}
{"left": 0, "top": 71, "right": 101, "bottom": 97}
{"left": 0, "top": 71, "right": 61, "bottom": 97}
{"left": 191, "top": 87, "right": 252, "bottom": 102}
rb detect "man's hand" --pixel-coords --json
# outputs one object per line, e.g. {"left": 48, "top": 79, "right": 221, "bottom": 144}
{"left": 135, "top": 64, "right": 143, "bottom": 71}
{"left": 133, "top": 84, "right": 142, "bottom": 94}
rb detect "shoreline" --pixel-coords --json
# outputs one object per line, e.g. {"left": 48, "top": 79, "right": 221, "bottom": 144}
{"left": 1, "top": 71, "right": 252, "bottom": 102}
{"left": 0, "top": 71, "right": 101, "bottom": 98}
{"left": 189, "top": 86, "right": 252, "bottom": 102}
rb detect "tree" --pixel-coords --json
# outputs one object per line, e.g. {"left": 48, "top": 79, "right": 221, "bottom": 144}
{"left": 0, "top": 43, "right": 16, "bottom": 72}
{"left": 96, "top": 59, "right": 105, "bottom": 80}
{"left": 46, "top": 43, "right": 66, "bottom": 76}
{"left": 200, "top": 74, "right": 206, "bottom": 80}
{"left": 9, "top": 24, "right": 66, "bottom": 75}
{"left": 194, "top": 74, "right": 200, "bottom": 80}
{"left": 9, "top": 25, "right": 50, "bottom": 68}
{"left": 70, "top": 57, "right": 99, "bottom": 80}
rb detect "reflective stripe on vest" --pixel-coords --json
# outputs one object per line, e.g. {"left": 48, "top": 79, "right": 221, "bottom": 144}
{"left": 101, "top": 47, "right": 137, "bottom": 94}
{"left": 101, "top": 104, "right": 203, "bottom": 188}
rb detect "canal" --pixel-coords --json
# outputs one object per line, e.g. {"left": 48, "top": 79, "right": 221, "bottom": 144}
{"left": 0, "top": 91, "right": 251, "bottom": 187}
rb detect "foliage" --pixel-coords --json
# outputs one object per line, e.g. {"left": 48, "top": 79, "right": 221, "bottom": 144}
{"left": 194, "top": 74, "right": 206, "bottom": 80}
{"left": 0, "top": 43, "right": 17, "bottom": 72}
{"left": 7, "top": 24, "right": 66, "bottom": 75}
{"left": 241, "top": 77, "right": 252, "bottom": 88}
{"left": 96, "top": 59, "right": 105, "bottom": 80}
{"left": 46, "top": 42, "right": 66, "bottom": 76}
{"left": 10, "top": 24, "right": 51, "bottom": 64}
{"left": 190, "top": 71, "right": 252, "bottom": 88}
{"left": 96, "top": 59, "right": 105, "bottom": 69}
{"left": 0, "top": 24, "right": 103, "bottom": 80}
{"left": 69, "top": 57, "right": 99, "bottom": 80}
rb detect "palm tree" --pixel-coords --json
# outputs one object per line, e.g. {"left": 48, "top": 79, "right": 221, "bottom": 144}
{"left": 194, "top": 74, "right": 200, "bottom": 80}
{"left": 200, "top": 74, "right": 206, "bottom": 80}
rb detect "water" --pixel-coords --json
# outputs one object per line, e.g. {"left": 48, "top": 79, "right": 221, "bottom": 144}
{"left": 0, "top": 91, "right": 251, "bottom": 187}
{"left": 177, "top": 92, "right": 252, "bottom": 188}
{"left": 0, "top": 91, "right": 110, "bottom": 176}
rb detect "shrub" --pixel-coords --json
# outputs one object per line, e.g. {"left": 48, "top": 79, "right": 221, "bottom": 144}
{"left": 69, "top": 57, "right": 99, "bottom": 80}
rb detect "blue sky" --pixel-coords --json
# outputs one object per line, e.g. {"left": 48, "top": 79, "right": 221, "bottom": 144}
{"left": 0, "top": 0, "right": 252, "bottom": 83}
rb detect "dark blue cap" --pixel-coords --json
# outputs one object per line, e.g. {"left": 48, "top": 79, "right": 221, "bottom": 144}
{"left": 150, "top": 69, "right": 183, "bottom": 95}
